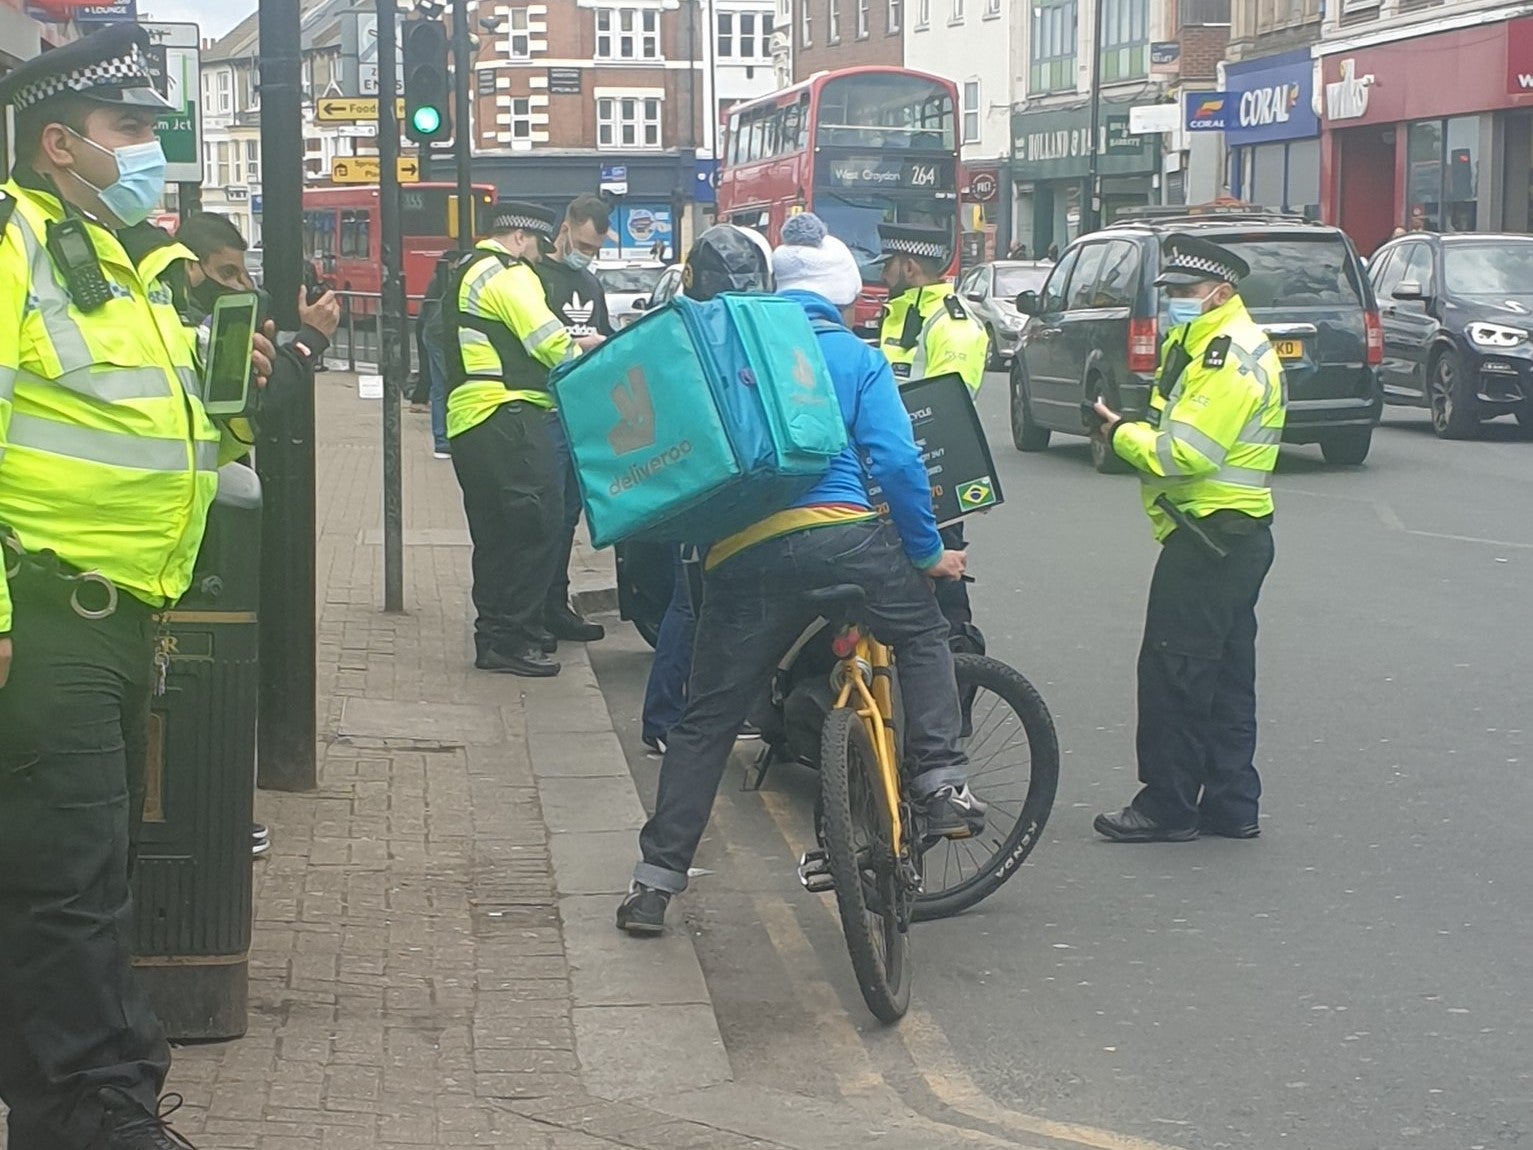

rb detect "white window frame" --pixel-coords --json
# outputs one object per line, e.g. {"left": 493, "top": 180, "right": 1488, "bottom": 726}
{"left": 961, "top": 78, "right": 980, "bottom": 143}
{"left": 507, "top": 8, "right": 531, "bottom": 58}
{"left": 717, "top": 9, "right": 735, "bottom": 56}
{"left": 916, "top": 0, "right": 931, "bottom": 27}
{"left": 984, "top": 0, "right": 1001, "bottom": 14}
{"left": 828, "top": 0, "right": 841, "bottom": 42}
{"left": 596, "top": 90, "right": 664, "bottom": 149}
{"left": 215, "top": 69, "right": 233, "bottom": 115}
{"left": 888, "top": 0, "right": 902, "bottom": 31}
{"left": 950, "top": 0, "right": 965, "bottom": 22}
{"left": 717, "top": 10, "right": 766, "bottom": 59}
{"left": 595, "top": 8, "right": 661, "bottom": 61}
{"left": 801, "top": 0, "right": 813, "bottom": 45}
{"left": 857, "top": 0, "right": 869, "bottom": 36}
{"left": 511, "top": 96, "right": 533, "bottom": 142}
{"left": 244, "top": 139, "right": 261, "bottom": 182}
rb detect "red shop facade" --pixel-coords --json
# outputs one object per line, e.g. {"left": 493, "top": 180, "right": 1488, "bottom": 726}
{"left": 1320, "top": 15, "right": 1533, "bottom": 257}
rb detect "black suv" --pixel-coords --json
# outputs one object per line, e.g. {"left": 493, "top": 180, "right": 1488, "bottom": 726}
{"left": 1009, "top": 212, "right": 1383, "bottom": 470}
{"left": 1367, "top": 232, "right": 1533, "bottom": 438}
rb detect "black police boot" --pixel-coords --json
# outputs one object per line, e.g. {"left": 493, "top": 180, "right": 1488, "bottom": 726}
{"left": 616, "top": 883, "right": 670, "bottom": 936}
{"left": 545, "top": 603, "right": 605, "bottom": 643}
{"left": 531, "top": 626, "right": 559, "bottom": 654}
{"left": 1093, "top": 806, "right": 1198, "bottom": 843}
{"left": 96, "top": 1088, "right": 198, "bottom": 1150}
{"left": 1200, "top": 815, "right": 1261, "bottom": 839}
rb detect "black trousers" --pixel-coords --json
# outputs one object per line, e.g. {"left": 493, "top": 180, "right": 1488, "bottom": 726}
{"left": 449, "top": 401, "right": 565, "bottom": 655}
{"left": 0, "top": 577, "right": 170, "bottom": 1149}
{"left": 1132, "top": 524, "right": 1275, "bottom": 829}
{"left": 543, "top": 411, "right": 584, "bottom": 617}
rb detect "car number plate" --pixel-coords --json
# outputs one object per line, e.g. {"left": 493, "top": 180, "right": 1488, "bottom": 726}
{"left": 1272, "top": 338, "right": 1304, "bottom": 360}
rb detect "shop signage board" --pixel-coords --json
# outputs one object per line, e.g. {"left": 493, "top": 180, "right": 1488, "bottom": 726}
{"left": 142, "top": 23, "right": 201, "bottom": 184}
{"left": 1011, "top": 104, "right": 1160, "bottom": 180}
{"left": 332, "top": 156, "right": 420, "bottom": 184}
{"left": 1323, "top": 59, "right": 1374, "bottom": 121}
{"left": 1150, "top": 40, "right": 1180, "bottom": 71}
{"left": 1184, "top": 91, "right": 1230, "bottom": 131}
{"left": 1223, "top": 49, "right": 1319, "bottom": 143}
{"left": 968, "top": 170, "right": 999, "bottom": 203}
{"left": 1508, "top": 16, "right": 1533, "bottom": 94}
{"left": 315, "top": 97, "right": 405, "bottom": 122}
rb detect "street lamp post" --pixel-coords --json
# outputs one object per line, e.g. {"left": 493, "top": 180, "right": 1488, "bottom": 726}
{"left": 452, "top": 0, "right": 474, "bottom": 243}
{"left": 1084, "top": 0, "right": 1106, "bottom": 235}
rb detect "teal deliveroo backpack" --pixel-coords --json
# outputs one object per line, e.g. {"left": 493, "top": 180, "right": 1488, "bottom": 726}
{"left": 551, "top": 292, "right": 848, "bottom": 548}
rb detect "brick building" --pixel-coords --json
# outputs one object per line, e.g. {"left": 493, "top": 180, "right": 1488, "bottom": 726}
{"left": 793, "top": 0, "right": 905, "bottom": 80}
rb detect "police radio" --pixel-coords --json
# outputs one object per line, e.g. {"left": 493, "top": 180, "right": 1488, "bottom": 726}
{"left": 45, "top": 218, "right": 113, "bottom": 313}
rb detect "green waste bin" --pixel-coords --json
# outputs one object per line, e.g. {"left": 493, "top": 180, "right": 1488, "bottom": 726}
{"left": 131, "top": 463, "right": 261, "bottom": 1040}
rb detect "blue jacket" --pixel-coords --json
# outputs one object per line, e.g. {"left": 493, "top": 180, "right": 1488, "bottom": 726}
{"left": 781, "top": 290, "right": 944, "bottom": 569}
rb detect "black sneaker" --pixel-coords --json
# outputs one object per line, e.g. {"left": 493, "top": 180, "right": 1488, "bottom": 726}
{"left": 1200, "top": 816, "right": 1261, "bottom": 839}
{"left": 615, "top": 883, "right": 670, "bottom": 935}
{"left": 97, "top": 1088, "right": 198, "bottom": 1149}
{"left": 546, "top": 605, "right": 605, "bottom": 643}
{"left": 736, "top": 721, "right": 762, "bottom": 741}
{"left": 476, "top": 646, "right": 560, "bottom": 678}
{"left": 641, "top": 735, "right": 667, "bottom": 758}
{"left": 1093, "top": 806, "right": 1199, "bottom": 843}
{"left": 921, "top": 784, "right": 987, "bottom": 840}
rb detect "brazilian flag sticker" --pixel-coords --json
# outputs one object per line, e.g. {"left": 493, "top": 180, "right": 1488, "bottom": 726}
{"left": 957, "top": 477, "right": 997, "bottom": 512}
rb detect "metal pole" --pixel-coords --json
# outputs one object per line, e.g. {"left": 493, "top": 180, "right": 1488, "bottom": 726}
{"left": 378, "top": 0, "right": 407, "bottom": 613}
{"left": 1084, "top": 0, "right": 1106, "bottom": 235}
{"left": 452, "top": 0, "right": 474, "bottom": 243}
{"left": 177, "top": 181, "right": 202, "bottom": 222}
{"left": 255, "top": 0, "right": 317, "bottom": 791}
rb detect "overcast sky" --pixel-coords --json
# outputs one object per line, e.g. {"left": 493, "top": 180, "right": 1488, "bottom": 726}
{"left": 140, "top": 0, "right": 252, "bottom": 40}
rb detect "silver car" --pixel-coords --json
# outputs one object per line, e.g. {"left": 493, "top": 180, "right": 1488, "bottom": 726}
{"left": 594, "top": 260, "right": 668, "bottom": 330}
{"left": 958, "top": 260, "right": 1055, "bottom": 368}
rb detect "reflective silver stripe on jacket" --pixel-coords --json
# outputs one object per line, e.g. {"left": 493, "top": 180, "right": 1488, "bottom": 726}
{"left": 907, "top": 306, "right": 949, "bottom": 380}
{"left": 461, "top": 259, "right": 503, "bottom": 316}
{"left": 0, "top": 365, "right": 16, "bottom": 405}
{"left": 8, "top": 412, "right": 204, "bottom": 472}
{"left": 20, "top": 364, "right": 173, "bottom": 403}
{"left": 522, "top": 318, "right": 563, "bottom": 357}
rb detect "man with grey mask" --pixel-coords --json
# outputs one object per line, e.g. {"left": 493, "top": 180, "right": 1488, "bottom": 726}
{"left": 534, "top": 194, "right": 614, "bottom": 644}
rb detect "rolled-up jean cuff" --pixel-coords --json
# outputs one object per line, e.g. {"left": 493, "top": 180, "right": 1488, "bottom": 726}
{"left": 909, "top": 765, "right": 968, "bottom": 799}
{"left": 633, "top": 861, "right": 688, "bottom": 894}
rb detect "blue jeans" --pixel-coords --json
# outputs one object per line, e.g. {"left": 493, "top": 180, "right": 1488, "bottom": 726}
{"left": 633, "top": 521, "right": 967, "bottom": 894}
{"left": 641, "top": 549, "right": 697, "bottom": 744}
{"left": 424, "top": 336, "right": 449, "bottom": 453}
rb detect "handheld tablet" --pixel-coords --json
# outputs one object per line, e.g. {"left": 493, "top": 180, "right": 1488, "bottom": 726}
{"left": 203, "top": 292, "right": 258, "bottom": 416}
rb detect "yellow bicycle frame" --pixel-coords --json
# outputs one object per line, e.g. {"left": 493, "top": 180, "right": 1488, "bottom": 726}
{"left": 830, "top": 630, "right": 905, "bottom": 854}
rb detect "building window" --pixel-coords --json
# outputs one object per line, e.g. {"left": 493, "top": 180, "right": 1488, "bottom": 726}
{"left": 203, "top": 142, "right": 215, "bottom": 187}
{"left": 962, "top": 79, "right": 980, "bottom": 143}
{"left": 857, "top": 0, "right": 869, "bottom": 36}
{"left": 1406, "top": 116, "right": 1481, "bottom": 232}
{"left": 507, "top": 8, "right": 531, "bottom": 57}
{"left": 595, "top": 8, "right": 660, "bottom": 60}
{"left": 215, "top": 69, "right": 233, "bottom": 115}
{"left": 214, "top": 141, "right": 232, "bottom": 187}
{"left": 984, "top": 0, "right": 1000, "bottom": 14}
{"left": 597, "top": 94, "right": 663, "bottom": 148}
{"left": 1030, "top": 0, "right": 1076, "bottom": 92}
{"left": 888, "top": 0, "right": 902, "bottom": 31}
{"left": 718, "top": 11, "right": 772, "bottom": 59}
{"left": 1099, "top": 0, "right": 1148, "bottom": 81}
{"left": 511, "top": 96, "right": 533, "bottom": 141}
{"left": 916, "top": 0, "right": 930, "bottom": 25}
{"left": 245, "top": 140, "right": 261, "bottom": 182}
{"left": 950, "top": 0, "right": 965, "bottom": 21}
{"left": 801, "top": 1, "right": 813, "bottom": 45}
{"left": 828, "top": 0, "right": 840, "bottom": 42}
{"left": 1178, "top": 0, "right": 1229, "bottom": 23}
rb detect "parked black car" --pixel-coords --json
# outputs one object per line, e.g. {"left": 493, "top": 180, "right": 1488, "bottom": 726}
{"left": 1009, "top": 211, "right": 1383, "bottom": 471}
{"left": 1367, "top": 232, "right": 1533, "bottom": 438}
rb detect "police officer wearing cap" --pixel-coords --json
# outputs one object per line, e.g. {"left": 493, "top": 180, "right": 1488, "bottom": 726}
{"left": 443, "top": 201, "right": 602, "bottom": 677}
{"left": 1090, "top": 234, "right": 1286, "bottom": 844}
{"left": 875, "top": 222, "right": 990, "bottom": 641}
{"left": 0, "top": 21, "right": 265, "bottom": 1148}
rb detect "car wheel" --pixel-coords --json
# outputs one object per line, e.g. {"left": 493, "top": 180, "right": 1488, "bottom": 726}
{"left": 985, "top": 326, "right": 1006, "bottom": 372}
{"left": 1319, "top": 427, "right": 1372, "bottom": 466}
{"left": 1010, "top": 363, "right": 1051, "bottom": 452}
{"left": 1089, "top": 381, "right": 1130, "bottom": 474}
{"left": 1428, "top": 349, "right": 1479, "bottom": 440}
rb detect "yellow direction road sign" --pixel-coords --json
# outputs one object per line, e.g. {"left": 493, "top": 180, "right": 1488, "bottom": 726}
{"left": 331, "top": 156, "right": 421, "bottom": 184}
{"left": 315, "top": 96, "right": 405, "bottom": 122}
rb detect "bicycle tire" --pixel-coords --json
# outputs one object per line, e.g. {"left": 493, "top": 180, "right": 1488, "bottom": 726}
{"left": 819, "top": 705, "right": 912, "bottom": 1024}
{"left": 913, "top": 654, "right": 1060, "bottom": 923}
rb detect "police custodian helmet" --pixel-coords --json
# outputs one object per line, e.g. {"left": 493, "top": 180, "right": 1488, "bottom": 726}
{"left": 1154, "top": 233, "right": 1251, "bottom": 287}
{"left": 0, "top": 22, "right": 174, "bottom": 113}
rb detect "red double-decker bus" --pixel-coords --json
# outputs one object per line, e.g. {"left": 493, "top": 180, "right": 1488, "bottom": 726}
{"left": 717, "top": 67, "right": 961, "bottom": 334}
{"left": 302, "top": 182, "right": 496, "bottom": 306}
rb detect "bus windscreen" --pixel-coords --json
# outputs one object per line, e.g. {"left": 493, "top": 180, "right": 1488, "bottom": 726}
{"left": 814, "top": 74, "right": 956, "bottom": 151}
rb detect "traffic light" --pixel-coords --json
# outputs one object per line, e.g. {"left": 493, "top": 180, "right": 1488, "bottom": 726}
{"left": 402, "top": 20, "right": 451, "bottom": 144}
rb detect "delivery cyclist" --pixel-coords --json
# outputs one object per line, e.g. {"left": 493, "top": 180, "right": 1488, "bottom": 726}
{"left": 443, "top": 201, "right": 603, "bottom": 677}
{"left": 1090, "top": 234, "right": 1286, "bottom": 844}
{"left": 0, "top": 22, "right": 269, "bottom": 1149}
{"left": 619, "top": 213, "right": 984, "bottom": 936}
{"left": 875, "top": 223, "right": 990, "bottom": 641}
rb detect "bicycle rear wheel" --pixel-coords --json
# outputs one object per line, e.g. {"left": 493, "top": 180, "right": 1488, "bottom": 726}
{"left": 913, "top": 654, "right": 1060, "bottom": 922}
{"left": 819, "top": 705, "right": 912, "bottom": 1024}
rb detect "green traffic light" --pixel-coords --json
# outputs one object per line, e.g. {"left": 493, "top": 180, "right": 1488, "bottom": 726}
{"left": 412, "top": 106, "right": 442, "bottom": 134}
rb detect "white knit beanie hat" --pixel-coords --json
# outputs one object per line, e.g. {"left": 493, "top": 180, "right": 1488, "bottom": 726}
{"left": 772, "top": 213, "right": 862, "bottom": 307}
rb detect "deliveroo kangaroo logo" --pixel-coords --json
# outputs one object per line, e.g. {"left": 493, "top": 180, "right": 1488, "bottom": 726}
{"left": 608, "top": 366, "right": 657, "bottom": 455}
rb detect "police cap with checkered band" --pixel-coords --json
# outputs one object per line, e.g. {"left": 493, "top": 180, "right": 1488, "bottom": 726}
{"left": 488, "top": 200, "right": 558, "bottom": 253}
{"left": 874, "top": 223, "right": 953, "bottom": 267}
{"left": 1153, "top": 233, "right": 1250, "bottom": 287}
{"left": 0, "top": 23, "right": 173, "bottom": 113}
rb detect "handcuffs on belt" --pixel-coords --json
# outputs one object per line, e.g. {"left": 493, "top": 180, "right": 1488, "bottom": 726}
{"left": 2, "top": 532, "right": 120, "bottom": 620}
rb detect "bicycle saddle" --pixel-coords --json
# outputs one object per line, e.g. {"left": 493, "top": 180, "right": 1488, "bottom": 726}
{"left": 801, "top": 584, "right": 866, "bottom": 615}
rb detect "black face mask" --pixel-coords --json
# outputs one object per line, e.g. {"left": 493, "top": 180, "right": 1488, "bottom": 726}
{"left": 192, "top": 276, "right": 267, "bottom": 320}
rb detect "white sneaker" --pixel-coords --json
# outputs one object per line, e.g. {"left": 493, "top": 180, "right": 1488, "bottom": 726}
{"left": 433, "top": 450, "right": 451, "bottom": 460}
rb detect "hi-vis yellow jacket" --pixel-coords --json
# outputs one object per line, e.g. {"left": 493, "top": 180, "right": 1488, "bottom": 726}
{"left": 879, "top": 282, "right": 989, "bottom": 394}
{"left": 0, "top": 180, "right": 223, "bottom": 633}
{"left": 445, "top": 239, "right": 579, "bottom": 439}
{"left": 1110, "top": 294, "right": 1287, "bottom": 541}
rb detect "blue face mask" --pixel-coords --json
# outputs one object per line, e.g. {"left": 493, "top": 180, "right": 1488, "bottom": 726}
{"left": 562, "top": 249, "right": 594, "bottom": 271}
{"left": 1166, "top": 288, "right": 1216, "bottom": 328}
{"left": 70, "top": 130, "right": 168, "bottom": 226}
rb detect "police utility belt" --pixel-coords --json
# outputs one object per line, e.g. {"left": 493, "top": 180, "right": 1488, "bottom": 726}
{"left": 2, "top": 527, "right": 120, "bottom": 620}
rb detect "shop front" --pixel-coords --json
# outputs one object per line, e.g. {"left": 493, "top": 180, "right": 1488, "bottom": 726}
{"left": 1011, "top": 101, "right": 1160, "bottom": 254}
{"left": 1225, "top": 49, "right": 1321, "bottom": 217}
{"left": 1320, "top": 16, "right": 1533, "bottom": 256}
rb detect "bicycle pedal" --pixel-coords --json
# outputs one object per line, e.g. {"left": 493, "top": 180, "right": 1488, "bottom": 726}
{"left": 797, "top": 849, "right": 835, "bottom": 894}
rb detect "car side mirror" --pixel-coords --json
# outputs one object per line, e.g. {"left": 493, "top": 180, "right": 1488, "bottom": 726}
{"left": 1393, "top": 280, "right": 1425, "bottom": 301}
{"left": 633, "top": 297, "right": 650, "bottom": 311}
{"left": 964, "top": 290, "right": 984, "bottom": 302}
{"left": 1015, "top": 290, "right": 1040, "bottom": 315}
